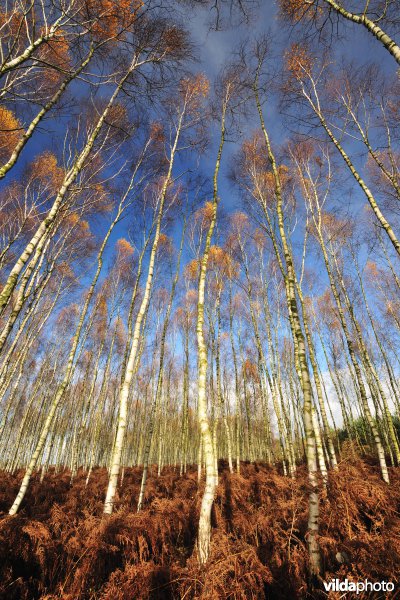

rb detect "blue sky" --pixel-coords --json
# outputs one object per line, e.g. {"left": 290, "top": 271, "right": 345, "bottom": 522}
{"left": 186, "top": 0, "right": 397, "bottom": 218}
{"left": 1, "top": 1, "right": 400, "bottom": 432}
{"left": 1, "top": 0, "right": 398, "bottom": 324}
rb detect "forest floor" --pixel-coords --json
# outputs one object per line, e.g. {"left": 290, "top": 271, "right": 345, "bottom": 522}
{"left": 0, "top": 453, "right": 399, "bottom": 599}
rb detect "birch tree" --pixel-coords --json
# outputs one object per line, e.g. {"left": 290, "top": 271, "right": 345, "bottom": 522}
{"left": 104, "top": 74, "right": 209, "bottom": 514}
{"left": 195, "top": 75, "right": 233, "bottom": 564}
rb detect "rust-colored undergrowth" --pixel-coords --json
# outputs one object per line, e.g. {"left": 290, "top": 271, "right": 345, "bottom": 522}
{"left": 0, "top": 455, "right": 399, "bottom": 599}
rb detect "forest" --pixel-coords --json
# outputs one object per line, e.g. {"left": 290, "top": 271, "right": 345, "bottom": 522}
{"left": 0, "top": 0, "right": 400, "bottom": 598}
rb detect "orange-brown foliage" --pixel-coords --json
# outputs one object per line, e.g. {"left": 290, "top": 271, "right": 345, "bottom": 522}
{"left": 254, "top": 227, "right": 267, "bottom": 251}
{"left": 365, "top": 260, "right": 379, "bottom": 280}
{"left": 0, "top": 460, "right": 398, "bottom": 599}
{"left": 289, "top": 139, "right": 315, "bottom": 163}
{"left": 65, "top": 212, "right": 80, "bottom": 227}
{"left": 160, "top": 25, "right": 188, "bottom": 58}
{"left": 116, "top": 238, "right": 134, "bottom": 257}
{"left": 37, "top": 31, "right": 71, "bottom": 86}
{"left": 241, "top": 134, "right": 289, "bottom": 200}
{"left": 279, "top": 0, "right": 313, "bottom": 21}
{"left": 115, "top": 317, "right": 127, "bottom": 353}
{"left": 0, "top": 107, "right": 22, "bottom": 162}
{"left": 0, "top": 9, "right": 26, "bottom": 50}
{"left": 243, "top": 358, "right": 259, "bottom": 381}
{"left": 366, "top": 149, "right": 400, "bottom": 198}
{"left": 29, "top": 151, "right": 65, "bottom": 191}
{"left": 56, "top": 261, "right": 75, "bottom": 280}
{"left": 209, "top": 245, "right": 239, "bottom": 280}
{"left": 56, "top": 303, "right": 79, "bottom": 328}
{"left": 185, "top": 288, "right": 198, "bottom": 305}
{"left": 320, "top": 210, "right": 353, "bottom": 243}
{"left": 185, "top": 259, "right": 200, "bottom": 282}
{"left": 105, "top": 103, "right": 129, "bottom": 132}
{"left": 84, "top": 0, "right": 143, "bottom": 40}
{"left": 279, "top": 0, "right": 322, "bottom": 23}
{"left": 179, "top": 74, "right": 209, "bottom": 112}
{"left": 260, "top": 165, "right": 289, "bottom": 191}
{"left": 241, "top": 132, "right": 268, "bottom": 172}
{"left": 149, "top": 122, "right": 165, "bottom": 143}
{"left": 194, "top": 201, "right": 215, "bottom": 226}
{"left": 285, "top": 43, "right": 314, "bottom": 81}
{"left": 97, "top": 296, "right": 108, "bottom": 320}
{"left": 158, "top": 233, "right": 173, "bottom": 254}
{"left": 230, "top": 211, "right": 250, "bottom": 235}
{"left": 317, "top": 289, "right": 340, "bottom": 331}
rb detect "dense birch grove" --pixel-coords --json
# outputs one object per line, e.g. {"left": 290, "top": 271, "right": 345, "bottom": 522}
{"left": 0, "top": 0, "right": 400, "bottom": 588}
